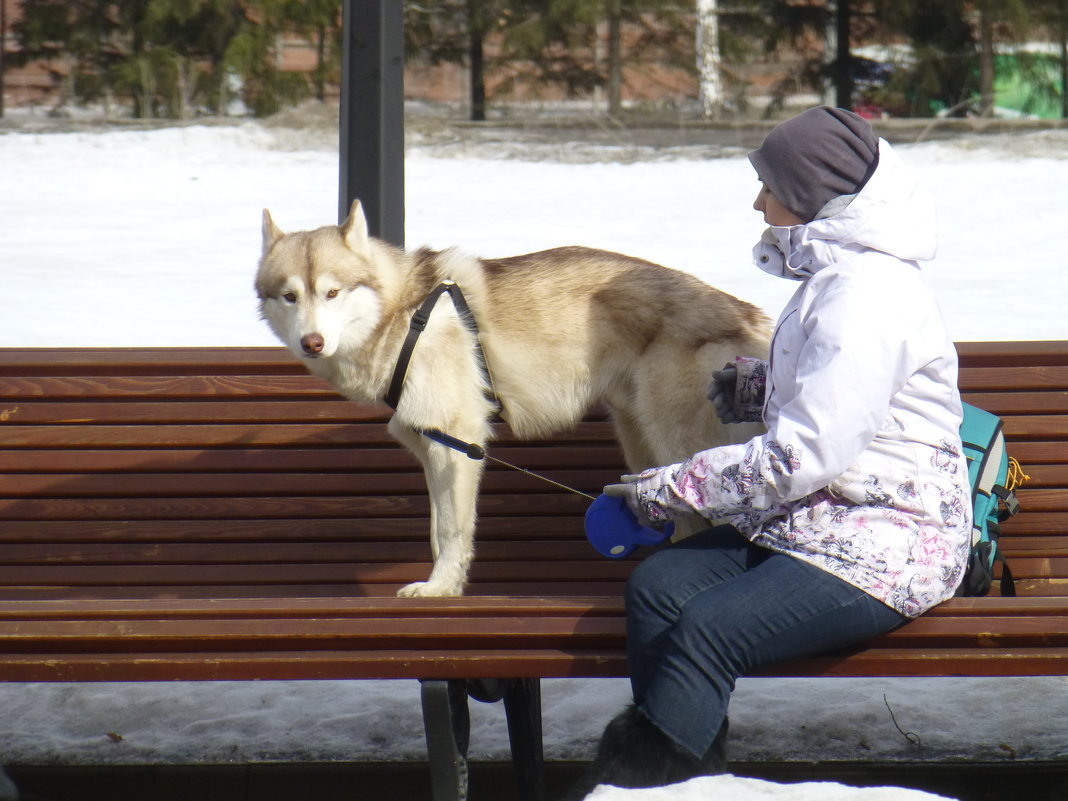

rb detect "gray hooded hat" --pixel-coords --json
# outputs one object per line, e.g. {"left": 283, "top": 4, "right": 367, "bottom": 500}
{"left": 749, "top": 106, "right": 880, "bottom": 223}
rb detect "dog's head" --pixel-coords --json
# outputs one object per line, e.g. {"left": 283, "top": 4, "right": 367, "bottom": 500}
{"left": 256, "top": 200, "right": 384, "bottom": 360}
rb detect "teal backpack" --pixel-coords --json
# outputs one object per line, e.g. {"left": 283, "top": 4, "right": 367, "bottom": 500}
{"left": 956, "top": 402, "right": 1026, "bottom": 597}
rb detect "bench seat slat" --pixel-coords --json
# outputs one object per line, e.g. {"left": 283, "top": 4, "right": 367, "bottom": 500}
{"left": 1000, "top": 442, "right": 1068, "bottom": 464}
{"left": 1001, "top": 414, "right": 1068, "bottom": 438}
{"left": 0, "top": 493, "right": 594, "bottom": 520}
{"left": 0, "top": 399, "right": 376, "bottom": 423}
{"left": 0, "top": 447, "right": 624, "bottom": 474}
{"left": 9, "top": 516, "right": 1061, "bottom": 547}
{"left": 0, "top": 376, "right": 339, "bottom": 399}
{"left": 0, "top": 470, "right": 615, "bottom": 499}
{"left": 0, "top": 340, "right": 1060, "bottom": 371}
{"left": 760, "top": 648, "right": 1068, "bottom": 678}
{"left": 3, "top": 614, "right": 1066, "bottom": 649}
{"left": 0, "top": 649, "right": 630, "bottom": 682}
{"left": 4, "top": 646, "right": 1068, "bottom": 682}
{"left": 955, "top": 340, "right": 1068, "bottom": 366}
{"left": 1000, "top": 488, "right": 1067, "bottom": 513}
{"left": 0, "top": 540, "right": 603, "bottom": 566}
{"left": 0, "top": 582, "right": 633, "bottom": 601}
{"left": 960, "top": 390, "right": 1068, "bottom": 415}
{"left": 0, "top": 558, "right": 636, "bottom": 585}
{"left": 2, "top": 594, "right": 1065, "bottom": 620}
{"left": 1, "top": 467, "right": 1061, "bottom": 499}
{"left": 0, "top": 422, "right": 621, "bottom": 448}
{"left": 0, "top": 517, "right": 588, "bottom": 542}
{"left": 0, "top": 596, "right": 627, "bottom": 619}
{"left": 1, "top": 543, "right": 1063, "bottom": 581}
{"left": 1000, "top": 513, "right": 1068, "bottom": 536}
{"left": 6, "top": 492, "right": 1054, "bottom": 523}
{"left": 8, "top": 619, "right": 1068, "bottom": 657}
{"left": 957, "top": 365, "right": 1068, "bottom": 391}
{"left": 0, "top": 616, "right": 627, "bottom": 648}
{"left": 0, "top": 347, "right": 307, "bottom": 375}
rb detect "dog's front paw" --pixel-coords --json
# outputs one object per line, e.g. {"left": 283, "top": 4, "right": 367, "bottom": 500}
{"left": 397, "top": 580, "right": 464, "bottom": 598}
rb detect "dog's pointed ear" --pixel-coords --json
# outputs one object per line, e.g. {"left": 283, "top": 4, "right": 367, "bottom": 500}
{"left": 262, "top": 209, "right": 284, "bottom": 254}
{"left": 340, "top": 199, "right": 370, "bottom": 254}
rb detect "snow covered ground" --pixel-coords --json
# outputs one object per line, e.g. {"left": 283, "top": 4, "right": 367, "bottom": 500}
{"left": 1, "top": 110, "right": 1067, "bottom": 800}
{"left": 2, "top": 115, "right": 1067, "bottom": 347}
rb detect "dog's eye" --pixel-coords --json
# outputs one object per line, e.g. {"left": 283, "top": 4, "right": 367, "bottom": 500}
{"left": 326, "top": 288, "right": 339, "bottom": 299}
{"left": 282, "top": 292, "right": 297, "bottom": 303}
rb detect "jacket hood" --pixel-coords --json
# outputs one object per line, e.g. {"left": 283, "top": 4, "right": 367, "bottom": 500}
{"left": 753, "top": 139, "right": 938, "bottom": 280}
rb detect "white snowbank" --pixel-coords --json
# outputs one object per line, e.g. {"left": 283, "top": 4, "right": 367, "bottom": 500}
{"left": 587, "top": 774, "right": 956, "bottom": 801}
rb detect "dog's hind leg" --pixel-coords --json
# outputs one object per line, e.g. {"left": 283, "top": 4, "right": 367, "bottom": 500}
{"left": 391, "top": 422, "right": 485, "bottom": 598}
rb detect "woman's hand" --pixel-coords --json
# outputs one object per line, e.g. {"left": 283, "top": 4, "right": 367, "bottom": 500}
{"left": 707, "top": 365, "right": 740, "bottom": 424}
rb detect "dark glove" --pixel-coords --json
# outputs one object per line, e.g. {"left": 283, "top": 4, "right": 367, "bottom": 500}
{"left": 602, "top": 475, "right": 647, "bottom": 525}
{"left": 706, "top": 365, "right": 740, "bottom": 424}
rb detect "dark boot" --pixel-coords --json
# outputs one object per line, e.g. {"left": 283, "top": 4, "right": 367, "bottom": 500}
{"left": 561, "top": 705, "right": 726, "bottom": 801}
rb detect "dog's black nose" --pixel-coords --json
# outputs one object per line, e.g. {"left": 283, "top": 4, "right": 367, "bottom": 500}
{"left": 301, "top": 333, "right": 325, "bottom": 354}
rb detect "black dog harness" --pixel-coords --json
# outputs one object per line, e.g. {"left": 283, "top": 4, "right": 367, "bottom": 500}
{"left": 384, "top": 280, "right": 501, "bottom": 460}
{"left": 383, "top": 280, "right": 596, "bottom": 500}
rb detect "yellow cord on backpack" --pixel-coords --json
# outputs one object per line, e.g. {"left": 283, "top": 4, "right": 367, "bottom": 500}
{"left": 1006, "top": 457, "right": 1030, "bottom": 491}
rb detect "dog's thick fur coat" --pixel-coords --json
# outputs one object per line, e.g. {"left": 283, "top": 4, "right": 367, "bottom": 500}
{"left": 257, "top": 201, "right": 771, "bottom": 597}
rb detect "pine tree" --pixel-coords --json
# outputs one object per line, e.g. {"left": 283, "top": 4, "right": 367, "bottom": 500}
{"left": 13, "top": 0, "right": 314, "bottom": 118}
{"left": 863, "top": 0, "right": 977, "bottom": 117}
{"left": 404, "top": 0, "right": 489, "bottom": 121}
{"left": 13, "top": 0, "right": 128, "bottom": 111}
{"left": 288, "top": 0, "right": 341, "bottom": 103}
{"left": 222, "top": 0, "right": 309, "bottom": 116}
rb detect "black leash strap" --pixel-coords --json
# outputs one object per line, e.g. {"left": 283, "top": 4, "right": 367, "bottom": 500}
{"left": 385, "top": 282, "right": 452, "bottom": 411}
{"left": 421, "top": 428, "right": 487, "bottom": 460}
{"left": 384, "top": 280, "right": 500, "bottom": 414}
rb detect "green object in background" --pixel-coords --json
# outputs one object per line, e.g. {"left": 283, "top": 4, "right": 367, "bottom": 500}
{"left": 994, "top": 52, "right": 1064, "bottom": 119}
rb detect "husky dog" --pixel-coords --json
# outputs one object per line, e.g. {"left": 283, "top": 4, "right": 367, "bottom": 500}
{"left": 257, "top": 200, "right": 771, "bottom": 597}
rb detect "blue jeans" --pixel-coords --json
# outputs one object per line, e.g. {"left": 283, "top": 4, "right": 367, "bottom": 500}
{"left": 626, "top": 525, "right": 907, "bottom": 760}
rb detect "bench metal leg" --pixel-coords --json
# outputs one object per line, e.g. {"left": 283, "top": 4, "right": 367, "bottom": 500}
{"left": 0, "top": 766, "right": 18, "bottom": 801}
{"left": 501, "top": 678, "right": 545, "bottom": 801}
{"left": 421, "top": 678, "right": 545, "bottom": 801}
{"left": 421, "top": 679, "right": 471, "bottom": 801}
{"left": 466, "top": 678, "right": 545, "bottom": 801}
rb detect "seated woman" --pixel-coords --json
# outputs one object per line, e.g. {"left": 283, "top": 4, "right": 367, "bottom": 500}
{"left": 565, "top": 106, "right": 970, "bottom": 799}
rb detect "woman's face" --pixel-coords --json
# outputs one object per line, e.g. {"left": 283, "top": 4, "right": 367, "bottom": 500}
{"left": 753, "top": 183, "right": 805, "bottom": 227}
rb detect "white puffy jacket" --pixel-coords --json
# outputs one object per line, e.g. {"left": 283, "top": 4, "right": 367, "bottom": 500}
{"left": 633, "top": 140, "right": 971, "bottom": 617}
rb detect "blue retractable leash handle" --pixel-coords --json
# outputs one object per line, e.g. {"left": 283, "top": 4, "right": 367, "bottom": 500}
{"left": 584, "top": 493, "right": 674, "bottom": 559}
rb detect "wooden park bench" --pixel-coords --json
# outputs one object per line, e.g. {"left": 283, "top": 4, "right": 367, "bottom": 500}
{"left": 1, "top": 341, "right": 1066, "bottom": 801}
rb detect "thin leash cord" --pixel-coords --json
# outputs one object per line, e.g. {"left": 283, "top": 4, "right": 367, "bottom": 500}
{"left": 484, "top": 453, "right": 597, "bottom": 501}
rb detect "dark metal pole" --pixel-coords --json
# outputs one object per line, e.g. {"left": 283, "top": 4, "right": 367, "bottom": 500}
{"left": 834, "top": 0, "right": 851, "bottom": 111}
{"left": 339, "top": 0, "right": 404, "bottom": 246}
{"left": 1, "top": 0, "right": 7, "bottom": 119}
